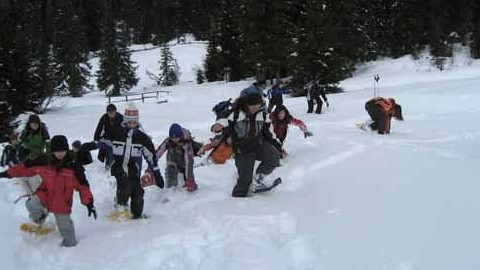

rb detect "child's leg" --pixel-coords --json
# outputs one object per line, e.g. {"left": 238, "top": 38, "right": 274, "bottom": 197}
{"left": 20, "top": 175, "right": 41, "bottom": 194}
{"left": 165, "top": 162, "right": 179, "bottom": 188}
{"left": 25, "top": 195, "right": 48, "bottom": 224}
{"left": 54, "top": 214, "right": 77, "bottom": 247}
{"left": 129, "top": 176, "right": 145, "bottom": 218}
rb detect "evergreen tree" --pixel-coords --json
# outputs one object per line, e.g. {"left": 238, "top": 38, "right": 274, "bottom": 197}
{"left": 196, "top": 68, "right": 205, "bottom": 84}
{"left": 97, "top": 16, "right": 138, "bottom": 96}
{"left": 204, "top": 39, "right": 224, "bottom": 82}
{"left": 289, "top": 0, "right": 358, "bottom": 93}
{"left": 53, "top": 0, "right": 91, "bottom": 97}
{"left": 158, "top": 43, "right": 180, "bottom": 86}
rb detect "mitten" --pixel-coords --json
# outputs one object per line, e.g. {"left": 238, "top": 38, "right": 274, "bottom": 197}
{"left": 87, "top": 203, "right": 97, "bottom": 219}
{"left": 304, "top": 131, "right": 313, "bottom": 138}
{"left": 184, "top": 179, "right": 197, "bottom": 192}
{"left": 153, "top": 168, "right": 164, "bottom": 189}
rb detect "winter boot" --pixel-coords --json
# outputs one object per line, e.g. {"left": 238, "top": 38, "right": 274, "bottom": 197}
{"left": 251, "top": 173, "right": 267, "bottom": 192}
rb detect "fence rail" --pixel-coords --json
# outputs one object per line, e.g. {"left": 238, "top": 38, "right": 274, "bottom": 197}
{"left": 107, "top": 90, "right": 171, "bottom": 104}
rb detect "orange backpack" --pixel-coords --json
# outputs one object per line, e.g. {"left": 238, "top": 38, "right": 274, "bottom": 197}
{"left": 209, "top": 142, "right": 233, "bottom": 164}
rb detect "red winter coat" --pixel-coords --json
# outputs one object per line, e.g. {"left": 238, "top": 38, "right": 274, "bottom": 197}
{"left": 7, "top": 164, "right": 93, "bottom": 214}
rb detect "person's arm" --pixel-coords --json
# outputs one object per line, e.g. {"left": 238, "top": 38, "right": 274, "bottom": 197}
{"left": 155, "top": 139, "right": 168, "bottom": 160}
{"left": 93, "top": 115, "right": 106, "bottom": 141}
{"left": 73, "top": 165, "right": 93, "bottom": 206}
{"left": 291, "top": 117, "right": 308, "bottom": 133}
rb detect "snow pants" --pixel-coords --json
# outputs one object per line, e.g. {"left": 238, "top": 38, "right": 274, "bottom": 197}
{"left": 307, "top": 95, "right": 323, "bottom": 114}
{"left": 232, "top": 142, "right": 280, "bottom": 197}
{"left": 165, "top": 149, "right": 194, "bottom": 188}
{"left": 26, "top": 196, "right": 77, "bottom": 247}
{"left": 114, "top": 173, "right": 144, "bottom": 218}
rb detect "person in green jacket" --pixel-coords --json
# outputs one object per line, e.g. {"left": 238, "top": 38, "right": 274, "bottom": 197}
{"left": 18, "top": 114, "right": 51, "bottom": 162}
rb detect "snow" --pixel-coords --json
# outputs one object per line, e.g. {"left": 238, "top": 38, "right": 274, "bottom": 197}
{"left": 1, "top": 42, "right": 480, "bottom": 270}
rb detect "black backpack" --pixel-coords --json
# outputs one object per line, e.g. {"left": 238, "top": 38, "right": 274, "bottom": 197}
{"left": 212, "top": 98, "right": 235, "bottom": 120}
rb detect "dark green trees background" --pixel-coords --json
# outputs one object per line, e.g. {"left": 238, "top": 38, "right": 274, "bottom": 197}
{"left": 1, "top": 0, "right": 480, "bottom": 139}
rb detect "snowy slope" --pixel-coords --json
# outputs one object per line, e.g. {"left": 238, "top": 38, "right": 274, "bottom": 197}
{"left": 1, "top": 43, "right": 480, "bottom": 270}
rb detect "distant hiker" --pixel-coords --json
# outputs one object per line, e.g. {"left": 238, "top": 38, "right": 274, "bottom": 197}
{"left": 0, "top": 135, "right": 97, "bottom": 247}
{"left": 98, "top": 104, "right": 164, "bottom": 219}
{"left": 216, "top": 92, "right": 282, "bottom": 197}
{"left": 269, "top": 105, "right": 313, "bottom": 158}
{"left": 17, "top": 114, "right": 50, "bottom": 161}
{"left": 305, "top": 80, "right": 329, "bottom": 114}
{"left": 93, "top": 104, "right": 123, "bottom": 169}
{"left": 361, "top": 97, "right": 404, "bottom": 134}
{"left": 1, "top": 133, "right": 20, "bottom": 168}
{"left": 155, "top": 123, "right": 199, "bottom": 192}
{"left": 267, "top": 82, "right": 289, "bottom": 113}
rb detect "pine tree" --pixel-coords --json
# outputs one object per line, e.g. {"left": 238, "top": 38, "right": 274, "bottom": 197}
{"left": 289, "top": 0, "right": 357, "bottom": 93}
{"left": 196, "top": 68, "right": 205, "bottom": 84}
{"left": 204, "top": 39, "right": 224, "bottom": 82}
{"left": 158, "top": 43, "right": 180, "bottom": 86}
{"left": 97, "top": 16, "right": 139, "bottom": 96}
{"left": 53, "top": 0, "right": 91, "bottom": 97}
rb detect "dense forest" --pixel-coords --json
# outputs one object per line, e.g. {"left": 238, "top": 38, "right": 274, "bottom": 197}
{"left": 1, "top": 0, "right": 480, "bottom": 136}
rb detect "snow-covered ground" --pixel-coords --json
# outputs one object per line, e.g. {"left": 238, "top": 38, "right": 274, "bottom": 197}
{"left": 1, "top": 43, "right": 480, "bottom": 270}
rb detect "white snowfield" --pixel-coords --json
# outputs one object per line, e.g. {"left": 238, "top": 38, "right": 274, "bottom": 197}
{"left": 1, "top": 42, "right": 480, "bottom": 270}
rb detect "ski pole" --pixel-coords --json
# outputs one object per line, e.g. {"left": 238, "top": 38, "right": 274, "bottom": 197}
{"left": 13, "top": 193, "right": 32, "bottom": 204}
{"left": 374, "top": 74, "right": 380, "bottom": 97}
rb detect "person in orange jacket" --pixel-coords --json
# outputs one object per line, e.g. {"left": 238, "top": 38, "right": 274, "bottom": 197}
{"left": 363, "top": 97, "right": 404, "bottom": 134}
{"left": 197, "top": 123, "right": 234, "bottom": 165}
{"left": 0, "top": 135, "right": 96, "bottom": 247}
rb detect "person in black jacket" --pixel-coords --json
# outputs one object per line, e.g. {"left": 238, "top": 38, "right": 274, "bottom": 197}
{"left": 215, "top": 93, "right": 282, "bottom": 197}
{"left": 93, "top": 104, "right": 123, "bottom": 168}
{"left": 97, "top": 104, "right": 164, "bottom": 219}
{"left": 306, "top": 81, "right": 329, "bottom": 114}
{"left": 71, "top": 140, "right": 96, "bottom": 166}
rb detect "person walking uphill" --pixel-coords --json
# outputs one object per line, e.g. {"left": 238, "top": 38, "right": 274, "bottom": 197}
{"left": 216, "top": 93, "right": 283, "bottom": 197}
{"left": 99, "top": 104, "right": 164, "bottom": 219}
{"left": 269, "top": 105, "right": 313, "bottom": 157}
{"left": 361, "top": 97, "right": 404, "bottom": 134}
{"left": 94, "top": 104, "right": 124, "bottom": 168}
{"left": 0, "top": 135, "right": 97, "bottom": 247}
{"left": 17, "top": 114, "right": 50, "bottom": 161}
{"left": 155, "top": 123, "right": 198, "bottom": 192}
{"left": 305, "top": 80, "right": 329, "bottom": 114}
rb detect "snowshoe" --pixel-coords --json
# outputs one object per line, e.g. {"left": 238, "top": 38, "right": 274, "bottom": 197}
{"left": 20, "top": 223, "right": 54, "bottom": 235}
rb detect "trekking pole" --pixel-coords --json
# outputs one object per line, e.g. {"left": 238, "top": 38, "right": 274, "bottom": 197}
{"left": 14, "top": 193, "right": 32, "bottom": 204}
{"left": 374, "top": 74, "right": 380, "bottom": 97}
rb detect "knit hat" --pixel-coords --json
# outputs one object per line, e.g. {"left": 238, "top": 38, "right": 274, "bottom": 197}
{"left": 106, "top": 104, "right": 117, "bottom": 112}
{"left": 72, "top": 140, "right": 82, "bottom": 149}
{"left": 124, "top": 103, "right": 139, "bottom": 123}
{"left": 169, "top": 123, "right": 183, "bottom": 139}
{"left": 51, "top": 135, "right": 69, "bottom": 152}
{"left": 246, "top": 93, "right": 263, "bottom": 105}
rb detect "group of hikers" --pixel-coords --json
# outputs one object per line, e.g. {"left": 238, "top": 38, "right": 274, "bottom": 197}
{"left": 0, "top": 79, "right": 403, "bottom": 247}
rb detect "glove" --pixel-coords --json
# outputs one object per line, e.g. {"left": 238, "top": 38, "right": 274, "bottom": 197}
{"left": 87, "top": 203, "right": 97, "bottom": 219}
{"left": 304, "top": 131, "right": 313, "bottom": 138}
{"left": 184, "top": 179, "right": 197, "bottom": 192}
{"left": 0, "top": 171, "right": 10, "bottom": 179}
{"left": 326, "top": 101, "right": 330, "bottom": 107}
{"left": 153, "top": 168, "right": 164, "bottom": 189}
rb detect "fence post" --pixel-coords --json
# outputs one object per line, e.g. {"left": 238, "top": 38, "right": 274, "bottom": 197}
{"left": 108, "top": 96, "right": 111, "bottom": 103}
{"left": 142, "top": 93, "right": 145, "bottom": 103}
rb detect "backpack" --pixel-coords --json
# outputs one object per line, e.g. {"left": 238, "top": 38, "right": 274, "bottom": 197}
{"left": 212, "top": 99, "right": 235, "bottom": 120}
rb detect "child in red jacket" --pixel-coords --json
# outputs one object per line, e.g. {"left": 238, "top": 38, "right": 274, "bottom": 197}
{"left": 0, "top": 135, "right": 96, "bottom": 247}
{"left": 269, "top": 105, "right": 313, "bottom": 157}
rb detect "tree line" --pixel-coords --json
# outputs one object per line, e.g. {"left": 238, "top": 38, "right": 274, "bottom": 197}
{"left": 1, "top": 0, "right": 480, "bottom": 138}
